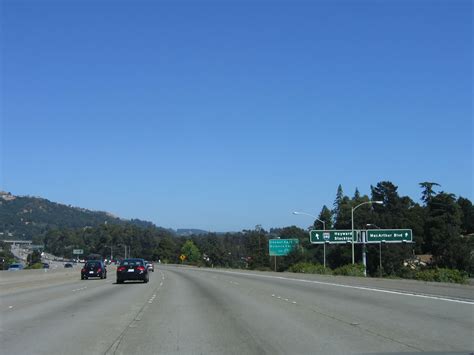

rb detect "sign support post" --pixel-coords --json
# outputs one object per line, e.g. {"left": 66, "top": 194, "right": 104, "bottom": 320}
{"left": 323, "top": 242, "right": 326, "bottom": 269}
{"left": 379, "top": 241, "right": 383, "bottom": 277}
{"left": 310, "top": 229, "right": 413, "bottom": 277}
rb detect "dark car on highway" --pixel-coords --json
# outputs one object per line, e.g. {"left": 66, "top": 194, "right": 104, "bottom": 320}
{"left": 81, "top": 260, "right": 107, "bottom": 280}
{"left": 116, "top": 258, "right": 149, "bottom": 284}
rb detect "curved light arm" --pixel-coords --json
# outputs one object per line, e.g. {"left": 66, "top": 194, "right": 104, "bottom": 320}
{"left": 353, "top": 200, "right": 383, "bottom": 212}
{"left": 292, "top": 211, "right": 326, "bottom": 230}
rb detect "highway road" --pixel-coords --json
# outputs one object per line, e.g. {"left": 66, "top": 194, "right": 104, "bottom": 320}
{"left": 1, "top": 265, "right": 473, "bottom": 354}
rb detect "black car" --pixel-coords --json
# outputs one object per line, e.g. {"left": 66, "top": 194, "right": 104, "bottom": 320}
{"left": 81, "top": 260, "right": 107, "bottom": 280}
{"left": 64, "top": 263, "right": 73, "bottom": 268}
{"left": 42, "top": 263, "right": 50, "bottom": 269}
{"left": 116, "top": 258, "right": 149, "bottom": 283}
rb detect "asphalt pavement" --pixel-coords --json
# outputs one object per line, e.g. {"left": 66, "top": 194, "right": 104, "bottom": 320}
{"left": 1, "top": 265, "right": 473, "bottom": 354}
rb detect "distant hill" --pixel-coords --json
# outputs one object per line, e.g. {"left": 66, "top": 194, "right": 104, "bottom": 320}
{"left": 0, "top": 191, "right": 156, "bottom": 240}
{"left": 176, "top": 228, "right": 209, "bottom": 236}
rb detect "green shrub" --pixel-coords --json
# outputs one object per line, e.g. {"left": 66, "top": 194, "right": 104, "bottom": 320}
{"left": 414, "top": 269, "right": 436, "bottom": 282}
{"left": 288, "top": 262, "right": 332, "bottom": 275}
{"left": 26, "top": 262, "right": 43, "bottom": 269}
{"left": 415, "top": 268, "right": 468, "bottom": 284}
{"left": 397, "top": 266, "right": 417, "bottom": 279}
{"left": 333, "top": 264, "right": 365, "bottom": 277}
{"left": 435, "top": 268, "right": 468, "bottom": 284}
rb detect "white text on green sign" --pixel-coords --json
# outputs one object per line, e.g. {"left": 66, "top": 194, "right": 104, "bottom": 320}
{"left": 269, "top": 239, "right": 299, "bottom": 256}
{"left": 367, "top": 229, "right": 412, "bottom": 243}
{"left": 310, "top": 230, "right": 355, "bottom": 244}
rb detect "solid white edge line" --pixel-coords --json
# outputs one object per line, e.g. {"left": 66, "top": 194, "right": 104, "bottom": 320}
{"left": 188, "top": 268, "right": 474, "bottom": 305}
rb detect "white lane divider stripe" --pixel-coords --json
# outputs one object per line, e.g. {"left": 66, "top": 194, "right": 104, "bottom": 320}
{"left": 72, "top": 286, "right": 88, "bottom": 292}
{"left": 204, "top": 269, "right": 474, "bottom": 305}
{"left": 272, "top": 294, "right": 297, "bottom": 304}
{"left": 148, "top": 294, "right": 157, "bottom": 304}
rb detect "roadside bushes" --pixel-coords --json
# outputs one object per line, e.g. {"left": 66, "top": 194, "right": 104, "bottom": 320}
{"left": 288, "top": 262, "right": 331, "bottom": 275}
{"left": 288, "top": 263, "right": 468, "bottom": 284}
{"left": 288, "top": 262, "right": 364, "bottom": 276}
{"left": 332, "top": 264, "right": 365, "bottom": 277}
{"left": 413, "top": 268, "right": 468, "bottom": 284}
{"left": 25, "top": 262, "right": 43, "bottom": 269}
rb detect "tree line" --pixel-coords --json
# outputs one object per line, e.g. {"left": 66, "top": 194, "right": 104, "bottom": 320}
{"left": 33, "top": 181, "right": 473, "bottom": 277}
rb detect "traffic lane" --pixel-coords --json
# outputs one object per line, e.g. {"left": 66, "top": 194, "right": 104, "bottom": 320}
{"left": 0, "top": 266, "right": 115, "bottom": 326}
{"left": 159, "top": 266, "right": 473, "bottom": 353}
{"left": 0, "top": 273, "right": 113, "bottom": 316}
{"left": 115, "top": 267, "right": 415, "bottom": 355}
{"left": 195, "top": 267, "right": 474, "bottom": 301}
{"left": 0, "top": 265, "right": 115, "bottom": 296}
{"left": 187, "top": 267, "right": 474, "bottom": 352}
{"left": 0, "top": 268, "right": 79, "bottom": 290}
{"left": 1, "top": 269, "right": 162, "bottom": 355}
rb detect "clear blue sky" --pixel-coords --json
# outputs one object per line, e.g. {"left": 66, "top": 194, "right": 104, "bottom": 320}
{"left": 1, "top": 0, "right": 472, "bottom": 231}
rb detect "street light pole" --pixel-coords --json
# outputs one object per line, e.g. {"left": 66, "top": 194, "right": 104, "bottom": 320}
{"left": 351, "top": 201, "right": 383, "bottom": 272}
{"left": 105, "top": 245, "right": 113, "bottom": 261}
{"left": 293, "top": 211, "right": 327, "bottom": 268}
{"left": 118, "top": 244, "right": 129, "bottom": 259}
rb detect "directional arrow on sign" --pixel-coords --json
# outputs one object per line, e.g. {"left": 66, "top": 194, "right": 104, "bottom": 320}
{"left": 310, "top": 230, "right": 355, "bottom": 244}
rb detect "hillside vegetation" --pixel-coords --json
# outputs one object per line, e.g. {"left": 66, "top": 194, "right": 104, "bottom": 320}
{"left": 0, "top": 191, "right": 155, "bottom": 239}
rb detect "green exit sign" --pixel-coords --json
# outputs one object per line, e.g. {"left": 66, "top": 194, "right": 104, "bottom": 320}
{"left": 367, "top": 229, "right": 413, "bottom": 243}
{"left": 310, "top": 230, "right": 356, "bottom": 244}
{"left": 269, "top": 239, "right": 299, "bottom": 256}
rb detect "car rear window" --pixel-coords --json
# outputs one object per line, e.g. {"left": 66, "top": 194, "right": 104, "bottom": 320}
{"left": 121, "top": 260, "right": 143, "bottom": 267}
{"left": 86, "top": 262, "right": 99, "bottom": 268}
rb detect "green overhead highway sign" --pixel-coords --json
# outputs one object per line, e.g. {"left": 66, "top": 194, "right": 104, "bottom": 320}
{"left": 269, "top": 239, "right": 299, "bottom": 256}
{"left": 367, "top": 229, "right": 413, "bottom": 243}
{"left": 73, "top": 249, "right": 84, "bottom": 255}
{"left": 310, "top": 230, "right": 356, "bottom": 244}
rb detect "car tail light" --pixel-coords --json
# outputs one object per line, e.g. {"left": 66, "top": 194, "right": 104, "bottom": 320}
{"left": 97, "top": 268, "right": 102, "bottom": 272}
{"left": 136, "top": 266, "right": 145, "bottom": 271}
{"left": 81, "top": 268, "right": 85, "bottom": 272}
{"left": 117, "top": 266, "right": 126, "bottom": 272}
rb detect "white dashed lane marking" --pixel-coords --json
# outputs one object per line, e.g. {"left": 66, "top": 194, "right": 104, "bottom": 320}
{"left": 272, "top": 294, "right": 297, "bottom": 305}
{"left": 148, "top": 294, "right": 157, "bottom": 304}
{"left": 72, "top": 286, "right": 87, "bottom": 292}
